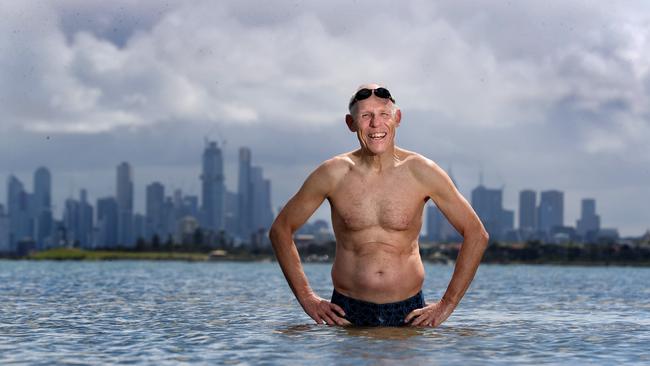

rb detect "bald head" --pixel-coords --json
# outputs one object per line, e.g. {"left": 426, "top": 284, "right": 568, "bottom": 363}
{"left": 347, "top": 83, "right": 398, "bottom": 116}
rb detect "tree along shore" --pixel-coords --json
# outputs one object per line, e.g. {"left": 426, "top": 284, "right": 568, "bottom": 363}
{"left": 6, "top": 240, "right": 649, "bottom": 266}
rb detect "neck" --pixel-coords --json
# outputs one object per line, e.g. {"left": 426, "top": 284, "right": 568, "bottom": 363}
{"left": 357, "top": 146, "right": 401, "bottom": 172}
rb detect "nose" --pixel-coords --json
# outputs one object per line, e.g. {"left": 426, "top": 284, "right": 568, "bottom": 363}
{"left": 369, "top": 114, "right": 379, "bottom": 127}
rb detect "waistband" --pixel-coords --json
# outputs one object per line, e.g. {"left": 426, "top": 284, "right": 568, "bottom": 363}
{"left": 332, "top": 288, "right": 424, "bottom": 308}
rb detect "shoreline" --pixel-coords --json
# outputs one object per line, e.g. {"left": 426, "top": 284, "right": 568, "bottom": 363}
{"left": 2, "top": 248, "right": 647, "bottom": 267}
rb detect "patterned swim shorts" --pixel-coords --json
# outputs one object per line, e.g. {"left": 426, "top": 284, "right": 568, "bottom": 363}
{"left": 331, "top": 288, "right": 426, "bottom": 326}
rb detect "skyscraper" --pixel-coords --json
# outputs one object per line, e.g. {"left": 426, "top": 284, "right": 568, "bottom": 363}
{"left": 96, "top": 197, "right": 118, "bottom": 248}
{"left": 146, "top": 182, "right": 165, "bottom": 240}
{"left": 537, "top": 190, "right": 563, "bottom": 234}
{"left": 238, "top": 147, "right": 253, "bottom": 238}
{"left": 63, "top": 197, "right": 81, "bottom": 246}
{"left": 116, "top": 162, "right": 134, "bottom": 247}
{"left": 33, "top": 167, "right": 53, "bottom": 248}
{"left": 7, "top": 175, "right": 30, "bottom": 251}
{"left": 576, "top": 198, "right": 600, "bottom": 241}
{"left": 201, "top": 141, "right": 225, "bottom": 232}
{"left": 471, "top": 184, "right": 505, "bottom": 240}
{"left": 0, "top": 204, "right": 10, "bottom": 253}
{"left": 224, "top": 190, "right": 239, "bottom": 235}
{"left": 426, "top": 204, "right": 443, "bottom": 242}
{"left": 251, "top": 166, "right": 274, "bottom": 235}
{"left": 519, "top": 190, "right": 536, "bottom": 231}
{"left": 79, "top": 189, "right": 93, "bottom": 248}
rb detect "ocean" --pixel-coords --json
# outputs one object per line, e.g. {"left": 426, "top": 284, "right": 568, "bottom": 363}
{"left": 1, "top": 260, "right": 648, "bottom": 365}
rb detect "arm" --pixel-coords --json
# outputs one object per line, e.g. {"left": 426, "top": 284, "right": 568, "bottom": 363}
{"left": 269, "top": 159, "right": 350, "bottom": 326}
{"left": 405, "top": 158, "right": 489, "bottom": 327}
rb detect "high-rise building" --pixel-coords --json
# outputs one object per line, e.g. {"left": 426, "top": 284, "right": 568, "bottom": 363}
{"left": 519, "top": 190, "right": 536, "bottom": 231}
{"left": 96, "top": 197, "right": 118, "bottom": 248}
{"left": 116, "top": 162, "right": 134, "bottom": 247}
{"left": 471, "top": 184, "right": 505, "bottom": 240}
{"left": 133, "top": 213, "right": 146, "bottom": 244}
{"left": 537, "top": 190, "right": 564, "bottom": 234}
{"left": 576, "top": 198, "right": 600, "bottom": 242}
{"left": 33, "top": 167, "right": 53, "bottom": 248}
{"left": 426, "top": 204, "right": 443, "bottom": 242}
{"left": 7, "top": 175, "right": 31, "bottom": 251}
{"left": 62, "top": 189, "right": 93, "bottom": 247}
{"left": 224, "top": 190, "right": 239, "bottom": 235}
{"left": 63, "top": 197, "right": 81, "bottom": 246}
{"left": 79, "top": 189, "right": 93, "bottom": 248}
{"left": 238, "top": 147, "right": 253, "bottom": 238}
{"left": 251, "top": 166, "right": 274, "bottom": 235}
{"left": 201, "top": 141, "right": 225, "bottom": 232}
{"left": 0, "top": 204, "right": 10, "bottom": 253}
{"left": 146, "top": 182, "right": 165, "bottom": 240}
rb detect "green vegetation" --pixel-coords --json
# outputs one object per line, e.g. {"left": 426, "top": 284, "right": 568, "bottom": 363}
{"left": 28, "top": 248, "right": 209, "bottom": 261}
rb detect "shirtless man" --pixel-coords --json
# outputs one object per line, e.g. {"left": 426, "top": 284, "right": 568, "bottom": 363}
{"left": 269, "top": 83, "right": 489, "bottom": 327}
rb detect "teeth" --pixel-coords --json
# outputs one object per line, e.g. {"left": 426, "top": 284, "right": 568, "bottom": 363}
{"left": 368, "top": 132, "right": 387, "bottom": 138}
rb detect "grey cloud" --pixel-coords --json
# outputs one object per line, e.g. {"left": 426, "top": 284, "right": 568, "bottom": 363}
{"left": 1, "top": 0, "right": 649, "bottom": 235}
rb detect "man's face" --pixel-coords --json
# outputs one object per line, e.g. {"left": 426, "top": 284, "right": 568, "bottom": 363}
{"left": 346, "top": 96, "right": 401, "bottom": 155}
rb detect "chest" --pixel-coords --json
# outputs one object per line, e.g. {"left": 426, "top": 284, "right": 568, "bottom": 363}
{"left": 329, "top": 172, "right": 426, "bottom": 231}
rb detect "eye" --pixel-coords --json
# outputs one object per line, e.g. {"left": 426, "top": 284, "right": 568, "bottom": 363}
{"left": 380, "top": 112, "right": 390, "bottom": 118}
{"left": 361, "top": 113, "right": 371, "bottom": 119}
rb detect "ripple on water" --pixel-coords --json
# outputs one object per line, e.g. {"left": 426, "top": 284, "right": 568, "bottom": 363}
{"left": 1, "top": 261, "right": 649, "bottom": 365}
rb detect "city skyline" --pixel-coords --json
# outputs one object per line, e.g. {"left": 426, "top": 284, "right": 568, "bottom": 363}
{"left": 1, "top": 1, "right": 648, "bottom": 236}
{"left": 1, "top": 139, "right": 633, "bottom": 253}
{"left": 0, "top": 141, "right": 276, "bottom": 253}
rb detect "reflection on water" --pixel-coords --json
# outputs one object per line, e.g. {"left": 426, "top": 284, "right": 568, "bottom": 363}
{"left": 1, "top": 261, "right": 649, "bottom": 365}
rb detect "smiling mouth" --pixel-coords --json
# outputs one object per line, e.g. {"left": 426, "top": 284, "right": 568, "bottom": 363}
{"left": 368, "top": 132, "right": 387, "bottom": 140}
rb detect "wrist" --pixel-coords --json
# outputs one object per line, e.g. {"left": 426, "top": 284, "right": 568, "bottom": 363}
{"left": 296, "top": 289, "right": 316, "bottom": 304}
{"left": 441, "top": 295, "right": 459, "bottom": 308}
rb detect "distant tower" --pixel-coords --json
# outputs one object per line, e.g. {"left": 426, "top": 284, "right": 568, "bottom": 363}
{"left": 537, "top": 190, "right": 563, "bottom": 234}
{"left": 201, "top": 141, "right": 225, "bottom": 232}
{"left": 251, "top": 166, "right": 274, "bottom": 233}
{"left": 519, "top": 190, "right": 536, "bottom": 231}
{"left": 146, "top": 182, "right": 165, "bottom": 240}
{"left": 116, "top": 162, "right": 134, "bottom": 247}
{"left": 576, "top": 198, "right": 600, "bottom": 242}
{"left": 238, "top": 147, "right": 253, "bottom": 239}
{"left": 471, "top": 185, "right": 504, "bottom": 240}
{"left": 79, "top": 189, "right": 93, "bottom": 248}
{"left": 96, "top": 197, "right": 118, "bottom": 248}
{"left": 0, "top": 205, "right": 10, "bottom": 253}
{"left": 7, "top": 175, "right": 30, "bottom": 252}
{"left": 33, "top": 167, "right": 53, "bottom": 248}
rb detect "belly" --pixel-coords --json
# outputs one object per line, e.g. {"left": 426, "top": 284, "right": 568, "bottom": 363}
{"left": 331, "top": 242, "right": 425, "bottom": 303}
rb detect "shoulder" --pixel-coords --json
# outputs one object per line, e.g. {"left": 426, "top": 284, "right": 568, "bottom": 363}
{"left": 314, "top": 153, "right": 354, "bottom": 179}
{"left": 397, "top": 149, "right": 444, "bottom": 177}
{"left": 305, "top": 153, "right": 354, "bottom": 193}
{"left": 399, "top": 149, "right": 453, "bottom": 192}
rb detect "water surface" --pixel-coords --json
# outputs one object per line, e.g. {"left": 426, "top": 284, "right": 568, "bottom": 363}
{"left": 1, "top": 261, "right": 648, "bottom": 365}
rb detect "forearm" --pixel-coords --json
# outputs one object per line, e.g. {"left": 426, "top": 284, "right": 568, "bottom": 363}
{"left": 441, "top": 229, "right": 489, "bottom": 306}
{"left": 269, "top": 226, "right": 315, "bottom": 303}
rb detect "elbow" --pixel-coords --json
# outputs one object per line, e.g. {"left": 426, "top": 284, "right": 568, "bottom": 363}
{"left": 268, "top": 221, "right": 290, "bottom": 249}
{"left": 479, "top": 228, "right": 490, "bottom": 247}
{"left": 268, "top": 224, "right": 280, "bottom": 247}
{"left": 465, "top": 224, "right": 489, "bottom": 247}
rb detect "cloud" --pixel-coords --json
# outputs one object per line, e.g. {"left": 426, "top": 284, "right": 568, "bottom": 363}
{"left": 0, "top": 1, "right": 649, "bottom": 235}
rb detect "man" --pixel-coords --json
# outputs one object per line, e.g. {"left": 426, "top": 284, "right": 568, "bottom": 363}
{"left": 269, "top": 83, "right": 489, "bottom": 327}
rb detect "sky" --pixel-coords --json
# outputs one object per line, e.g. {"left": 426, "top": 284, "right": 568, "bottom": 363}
{"left": 1, "top": 1, "right": 649, "bottom": 236}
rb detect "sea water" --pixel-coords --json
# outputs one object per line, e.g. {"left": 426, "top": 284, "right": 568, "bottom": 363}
{"left": 1, "top": 260, "right": 649, "bottom": 365}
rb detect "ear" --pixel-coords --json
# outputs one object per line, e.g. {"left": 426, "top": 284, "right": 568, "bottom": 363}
{"left": 395, "top": 109, "right": 402, "bottom": 127}
{"left": 345, "top": 114, "right": 357, "bottom": 132}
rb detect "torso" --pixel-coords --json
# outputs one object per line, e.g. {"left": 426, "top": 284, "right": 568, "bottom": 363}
{"left": 327, "top": 149, "right": 429, "bottom": 303}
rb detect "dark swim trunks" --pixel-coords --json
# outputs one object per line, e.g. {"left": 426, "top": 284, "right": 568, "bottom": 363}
{"left": 331, "top": 288, "right": 426, "bottom": 326}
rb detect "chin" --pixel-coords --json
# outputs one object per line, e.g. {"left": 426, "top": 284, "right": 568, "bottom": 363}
{"left": 366, "top": 146, "right": 388, "bottom": 155}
